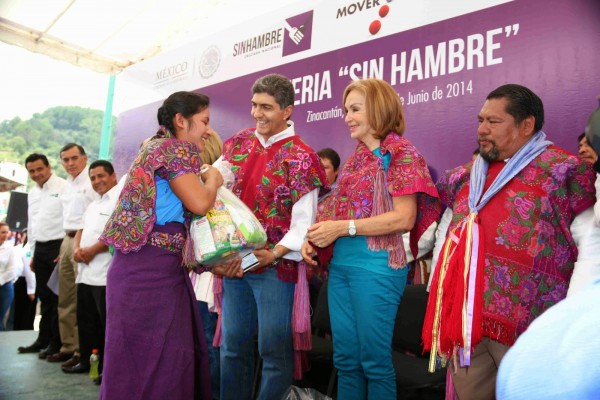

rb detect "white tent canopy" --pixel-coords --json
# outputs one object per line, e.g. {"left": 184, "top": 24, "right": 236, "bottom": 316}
{"left": 0, "top": 0, "right": 303, "bottom": 74}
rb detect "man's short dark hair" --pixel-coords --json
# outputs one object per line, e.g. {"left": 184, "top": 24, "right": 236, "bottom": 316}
{"left": 251, "top": 74, "right": 295, "bottom": 109}
{"left": 486, "top": 84, "right": 545, "bottom": 132}
{"left": 60, "top": 143, "right": 86, "bottom": 156}
{"left": 25, "top": 153, "right": 49, "bottom": 167}
{"left": 317, "top": 148, "right": 341, "bottom": 170}
{"left": 89, "top": 160, "right": 114, "bottom": 175}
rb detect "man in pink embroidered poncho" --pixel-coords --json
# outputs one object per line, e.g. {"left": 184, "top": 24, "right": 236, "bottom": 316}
{"left": 422, "top": 84, "right": 596, "bottom": 399}
{"left": 215, "top": 74, "right": 327, "bottom": 400}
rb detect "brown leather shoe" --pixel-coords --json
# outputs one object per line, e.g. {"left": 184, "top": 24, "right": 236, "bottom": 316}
{"left": 62, "top": 362, "right": 90, "bottom": 374}
{"left": 61, "top": 355, "right": 80, "bottom": 369}
{"left": 39, "top": 347, "right": 59, "bottom": 360}
{"left": 46, "top": 352, "right": 74, "bottom": 363}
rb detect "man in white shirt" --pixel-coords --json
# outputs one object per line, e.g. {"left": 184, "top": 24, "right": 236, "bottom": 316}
{"left": 48, "top": 144, "right": 96, "bottom": 367}
{"left": 0, "top": 222, "right": 19, "bottom": 331}
{"left": 62, "top": 160, "right": 118, "bottom": 380}
{"left": 18, "top": 154, "right": 66, "bottom": 356}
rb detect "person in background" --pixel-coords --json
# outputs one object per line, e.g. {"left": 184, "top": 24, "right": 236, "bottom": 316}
{"left": 11, "top": 229, "right": 37, "bottom": 331}
{"left": 422, "top": 84, "right": 596, "bottom": 399}
{"left": 200, "top": 128, "right": 223, "bottom": 165}
{"left": 190, "top": 128, "right": 223, "bottom": 400}
{"left": 302, "top": 78, "right": 440, "bottom": 400}
{"left": 216, "top": 73, "right": 327, "bottom": 400}
{"left": 62, "top": 160, "right": 119, "bottom": 385}
{"left": 578, "top": 132, "right": 600, "bottom": 226}
{"left": 51, "top": 143, "right": 96, "bottom": 369}
{"left": 18, "top": 153, "right": 66, "bottom": 357}
{"left": 317, "top": 148, "right": 341, "bottom": 187}
{"left": 100, "top": 91, "right": 224, "bottom": 400}
{"left": 0, "top": 222, "right": 19, "bottom": 331}
{"left": 578, "top": 132, "right": 598, "bottom": 165}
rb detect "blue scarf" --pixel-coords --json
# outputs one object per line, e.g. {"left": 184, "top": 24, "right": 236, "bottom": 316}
{"left": 469, "top": 130, "right": 553, "bottom": 212}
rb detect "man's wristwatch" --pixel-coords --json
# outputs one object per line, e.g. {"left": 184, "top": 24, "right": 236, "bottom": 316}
{"left": 348, "top": 220, "right": 357, "bottom": 237}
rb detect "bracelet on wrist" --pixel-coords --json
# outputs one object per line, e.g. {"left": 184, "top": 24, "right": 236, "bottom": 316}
{"left": 272, "top": 248, "right": 281, "bottom": 260}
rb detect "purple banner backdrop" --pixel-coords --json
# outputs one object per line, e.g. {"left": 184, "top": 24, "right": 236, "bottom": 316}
{"left": 113, "top": 0, "right": 600, "bottom": 181}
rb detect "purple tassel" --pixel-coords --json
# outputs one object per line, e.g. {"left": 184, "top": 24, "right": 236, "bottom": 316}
{"left": 291, "top": 261, "right": 311, "bottom": 380}
{"left": 212, "top": 275, "right": 223, "bottom": 347}
{"left": 446, "top": 368, "right": 459, "bottom": 400}
{"left": 367, "top": 166, "right": 406, "bottom": 268}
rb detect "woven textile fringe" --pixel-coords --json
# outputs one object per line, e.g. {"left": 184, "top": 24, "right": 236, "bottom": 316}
{"left": 422, "top": 216, "right": 484, "bottom": 371}
{"left": 181, "top": 235, "right": 196, "bottom": 269}
{"left": 292, "top": 261, "right": 312, "bottom": 380}
{"left": 367, "top": 166, "right": 405, "bottom": 268}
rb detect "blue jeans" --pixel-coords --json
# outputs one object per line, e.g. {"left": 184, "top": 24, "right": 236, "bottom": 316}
{"left": 0, "top": 282, "right": 15, "bottom": 331}
{"left": 329, "top": 264, "right": 408, "bottom": 400}
{"left": 220, "top": 268, "right": 295, "bottom": 400}
{"left": 198, "top": 300, "right": 220, "bottom": 400}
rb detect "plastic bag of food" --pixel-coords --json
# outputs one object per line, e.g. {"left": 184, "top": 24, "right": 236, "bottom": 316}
{"left": 190, "top": 187, "right": 267, "bottom": 266}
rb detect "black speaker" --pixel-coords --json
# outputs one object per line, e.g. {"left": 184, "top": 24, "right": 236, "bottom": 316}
{"left": 6, "top": 191, "right": 28, "bottom": 232}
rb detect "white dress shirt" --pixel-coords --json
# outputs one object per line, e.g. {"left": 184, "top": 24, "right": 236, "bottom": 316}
{"left": 76, "top": 185, "right": 119, "bottom": 286}
{"left": 28, "top": 173, "right": 67, "bottom": 254}
{"left": 62, "top": 166, "right": 97, "bottom": 231}
{"left": 0, "top": 242, "right": 19, "bottom": 286}
{"left": 16, "top": 242, "right": 36, "bottom": 294}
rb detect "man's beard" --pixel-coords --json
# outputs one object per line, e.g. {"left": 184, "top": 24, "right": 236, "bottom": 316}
{"left": 479, "top": 142, "right": 499, "bottom": 162}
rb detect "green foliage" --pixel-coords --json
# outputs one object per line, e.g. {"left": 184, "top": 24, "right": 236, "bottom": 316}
{"left": 0, "top": 106, "right": 115, "bottom": 183}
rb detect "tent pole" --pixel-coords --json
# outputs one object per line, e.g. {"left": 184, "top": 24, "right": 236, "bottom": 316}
{"left": 99, "top": 74, "right": 115, "bottom": 160}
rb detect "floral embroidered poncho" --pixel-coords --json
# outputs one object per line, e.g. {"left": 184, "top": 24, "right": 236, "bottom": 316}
{"left": 433, "top": 146, "right": 596, "bottom": 345}
{"left": 317, "top": 132, "right": 441, "bottom": 267}
{"left": 221, "top": 128, "right": 327, "bottom": 282}
{"left": 101, "top": 135, "right": 201, "bottom": 253}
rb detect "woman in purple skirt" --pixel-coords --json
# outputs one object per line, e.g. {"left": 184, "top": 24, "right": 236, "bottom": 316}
{"left": 99, "top": 91, "right": 224, "bottom": 399}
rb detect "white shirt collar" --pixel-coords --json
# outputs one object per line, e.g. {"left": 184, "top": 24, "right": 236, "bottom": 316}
{"left": 255, "top": 121, "right": 295, "bottom": 147}
{"left": 68, "top": 166, "right": 90, "bottom": 184}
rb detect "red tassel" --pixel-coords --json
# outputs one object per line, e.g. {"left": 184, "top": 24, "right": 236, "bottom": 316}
{"left": 444, "top": 231, "right": 467, "bottom": 351}
{"left": 422, "top": 218, "right": 486, "bottom": 362}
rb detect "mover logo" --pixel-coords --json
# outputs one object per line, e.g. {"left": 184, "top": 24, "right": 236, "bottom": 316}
{"left": 336, "top": 0, "right": 393, "bottom": 35}
{"left": 282, "top": 10, "right": 313, "bottom": 57}
{"left": 336, "top": 0, "right": 381, "bottom": 19}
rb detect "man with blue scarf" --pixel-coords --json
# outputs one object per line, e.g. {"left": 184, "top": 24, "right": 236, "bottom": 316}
{"left": 423, "top": 84, "right": 597, "bottom": 399}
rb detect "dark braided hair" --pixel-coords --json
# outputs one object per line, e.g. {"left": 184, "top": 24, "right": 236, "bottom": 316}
{"left": 156, "top": 91, "right": 210, "bottom": 136}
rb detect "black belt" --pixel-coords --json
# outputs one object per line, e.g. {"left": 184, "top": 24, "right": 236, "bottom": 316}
{"left": 65, "top": 231, "right": 77, "bottom": 238}
{"left": 37, "top": 238, "right": 64, "bottom": 245}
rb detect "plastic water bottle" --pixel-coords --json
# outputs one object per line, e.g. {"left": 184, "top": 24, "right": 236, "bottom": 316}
{"left": 89, "top": 349, "right": 100, "bottom": 379}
